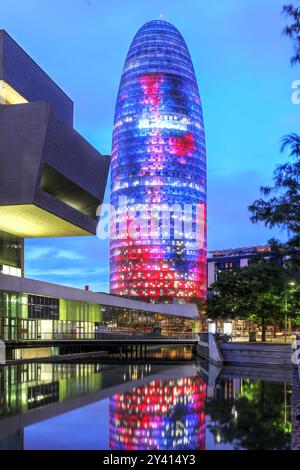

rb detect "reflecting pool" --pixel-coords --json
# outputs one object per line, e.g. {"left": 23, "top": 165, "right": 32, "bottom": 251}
{"left": 0, "top": 361, "right": 292, "bottom": 450}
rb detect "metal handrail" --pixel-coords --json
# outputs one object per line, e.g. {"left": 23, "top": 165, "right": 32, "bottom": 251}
{"left": 3, "top": 332, "right": 199, "bottom": 342}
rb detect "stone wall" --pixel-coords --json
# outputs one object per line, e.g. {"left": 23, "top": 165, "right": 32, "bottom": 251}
{"left": 220, "top": 342, "right": 292, "bottom": 367}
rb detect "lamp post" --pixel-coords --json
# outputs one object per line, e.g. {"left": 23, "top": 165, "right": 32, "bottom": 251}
{"left": 285, "top": 281, "right": 295, "bottom": 342}
{"left": 284, "top": 297, "right": 287, "bottom": 343}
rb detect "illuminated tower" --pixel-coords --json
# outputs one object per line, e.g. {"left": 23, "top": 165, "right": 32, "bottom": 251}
{"left": 109, "top": 377, "right": 206, "bottom": 450}
{"left": 110, "top": 20, "right": 207, "bottom": 302}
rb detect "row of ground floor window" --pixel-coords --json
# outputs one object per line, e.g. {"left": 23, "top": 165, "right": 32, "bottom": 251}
{"left": 0, "top": 291, "right": 198, "bottom": 341}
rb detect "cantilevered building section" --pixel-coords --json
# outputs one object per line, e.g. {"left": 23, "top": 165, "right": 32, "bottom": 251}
{"left": 110, "top": 20, "right": 207, "bottom": 303}
{"left": 0, "top": 30, "right": 110, "bottom": 243}
{"left": 0, "top": 274, "right": 199, "bottom": 345}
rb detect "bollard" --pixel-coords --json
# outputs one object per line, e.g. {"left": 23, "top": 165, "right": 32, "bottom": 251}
{"left": 0, "top": 340, "right": 6, "bottom": 364}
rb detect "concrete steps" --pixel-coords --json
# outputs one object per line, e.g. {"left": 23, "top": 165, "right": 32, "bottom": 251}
{"left": 220, "top": 342, "right": 292, "bottom": 367}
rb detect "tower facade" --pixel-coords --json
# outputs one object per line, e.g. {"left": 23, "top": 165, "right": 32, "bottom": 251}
{"left": 110, "top": 20, "right": 207, "bottom": 302}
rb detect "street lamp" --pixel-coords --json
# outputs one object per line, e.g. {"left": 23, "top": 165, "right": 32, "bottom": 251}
{"left": 285, "top": 281, "right": 295, "bottom": 342}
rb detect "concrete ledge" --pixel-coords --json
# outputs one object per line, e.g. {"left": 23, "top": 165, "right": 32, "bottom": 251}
{"left": 3, "top": 350, "right": 108, "bottom": 366}
{"left": 221, "top": 342, "right": 292, "bottom": 351}
{"left": 292, "top": 367, "right": 300, "bottom": 450}
{"left": 196, "top": 333, "right": 223, "bottom": 366}
{"left": 220, "top": 363, "right": 292, "bottom": 383}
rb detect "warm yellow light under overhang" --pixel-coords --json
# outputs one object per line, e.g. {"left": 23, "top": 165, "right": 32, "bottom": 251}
{"left": 0, "top": 204, "right": 91, "bottom": 238}
{"left": 0, "top": 80, "right": 28, "bottom": 105}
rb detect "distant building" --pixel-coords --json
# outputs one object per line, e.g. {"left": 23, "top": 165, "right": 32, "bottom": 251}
{"left": 207, "top": 245, "right": 272, "bottom": 289}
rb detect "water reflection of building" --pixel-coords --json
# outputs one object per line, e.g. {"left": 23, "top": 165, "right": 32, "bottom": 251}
{"left": 0, "top": 362, "right": 154, "bottom": 422}
{"left": 109, "top": 377, "right": 206, "bottom": 450}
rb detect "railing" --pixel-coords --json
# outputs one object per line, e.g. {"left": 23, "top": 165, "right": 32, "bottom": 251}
{"left": 4, "top": 332, "right": 199, "bottom": 342}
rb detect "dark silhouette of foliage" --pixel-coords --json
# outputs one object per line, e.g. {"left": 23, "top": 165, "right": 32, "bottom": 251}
{"left": 206, "top": 379, "right": 291, "bottom": 450}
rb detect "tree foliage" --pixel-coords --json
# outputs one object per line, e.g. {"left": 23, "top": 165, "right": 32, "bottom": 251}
{"left": 207, "top": 259, "right": 298, "bottom": 341}
{"left": 282, "top": 2, "right": 300, "bottom": 65}
{"left": 206, "top": 4, "right": 300, "bottom": 337}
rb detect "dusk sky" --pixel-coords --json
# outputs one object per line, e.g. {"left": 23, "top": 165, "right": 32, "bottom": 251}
{"left": 1, "top": 0, "right": 298, "bottom": 292}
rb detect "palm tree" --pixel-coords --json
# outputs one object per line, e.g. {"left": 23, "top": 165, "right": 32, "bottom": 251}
{"left": 282, "top": 3, "right": 300, "bottom": 66}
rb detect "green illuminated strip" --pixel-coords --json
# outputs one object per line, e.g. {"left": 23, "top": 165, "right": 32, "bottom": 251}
{"left": 59, "top": 299, "right": 102, "bottom": 322}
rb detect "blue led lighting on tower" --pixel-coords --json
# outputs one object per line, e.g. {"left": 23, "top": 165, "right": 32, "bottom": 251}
{"left": 110, "top": 20, "right": 207, "bottom": 302}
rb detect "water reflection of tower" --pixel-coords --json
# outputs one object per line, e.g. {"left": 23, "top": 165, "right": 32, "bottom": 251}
{"left": 109, "top": 377, "right": 206, "bottom": 450}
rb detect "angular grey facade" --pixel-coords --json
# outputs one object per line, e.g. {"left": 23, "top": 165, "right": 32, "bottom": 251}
{"left": 0, "top": 30, "right": 110, "bottom": 237}
{"left": 0, "top": 29, "right": 201, "bottom": 356}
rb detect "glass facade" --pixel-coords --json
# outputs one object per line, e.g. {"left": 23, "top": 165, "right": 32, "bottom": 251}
{"left": 28, "top": 295, "right": 59, "bottom": 320}
{"left": 109, "top": 377, "right": 206, "bottom": 450}
{"left": 0, "top": 229, "right": 23, "bottom": 277}
{"left": 0, "top": 290, "right": 198, "bottom": 341}
{"left": 110, "top": 20, "right": 207, "bottom": 302}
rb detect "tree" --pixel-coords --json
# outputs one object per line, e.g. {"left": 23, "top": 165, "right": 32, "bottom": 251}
{"left": 208, "top": 3, "right": 300, "bottom": 338}
{"left": 282, "top": 2, "right": 300, "bottom": 66}
{"left": 207, "top": 260, "right": 292, "bottom": 341}
{"left": 249, "top": 3, "right": 300, "bottom": 259}
{"left": 189, "top": 296, "right": 206, "bottom": 316}
{"left": 248, "top": 134, "right": 300, "bottom": 259}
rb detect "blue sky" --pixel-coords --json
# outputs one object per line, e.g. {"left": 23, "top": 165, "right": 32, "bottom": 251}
{"left": 1, "top": 0, "right": 298, "bottom": 292}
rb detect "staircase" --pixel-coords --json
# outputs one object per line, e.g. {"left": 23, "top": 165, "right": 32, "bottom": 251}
{"left": 220, "top": 342, "right": 292, "bottom": 367}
